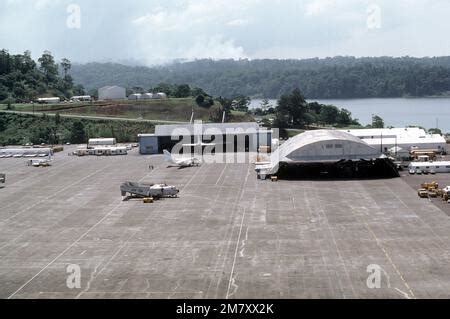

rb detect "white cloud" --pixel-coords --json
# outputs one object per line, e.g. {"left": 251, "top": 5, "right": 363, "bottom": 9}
{"left": 1, "top": 0, "right": 450, "bottom": 64}
{"left": 226, "top": 19, "right": 251, "bottom": 27}
{"left": 184, "top": 35, "right": 247, "bottom": 60}
{"left": 305, "top": 0, "right": 337, "bottom": 16}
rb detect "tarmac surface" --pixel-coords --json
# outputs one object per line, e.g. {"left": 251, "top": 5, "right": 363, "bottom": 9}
{"left": 0, "top": 146, "right": 450, "bottom": 299}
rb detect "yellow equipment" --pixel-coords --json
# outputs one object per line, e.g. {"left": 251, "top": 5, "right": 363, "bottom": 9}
{"left": 420, "top": 182, "right": 439, "bottom": 191}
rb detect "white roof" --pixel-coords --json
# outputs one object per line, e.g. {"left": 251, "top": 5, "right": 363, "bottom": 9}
{"left": 99, "top": 85, "right": 125, "bottom": 90}
{"left": 138, "top": 134, "right": 156, "bottom": 137}
{"left": 155, "top": 122, "right": 260, "bottom": 136}
{"left": 275, "top": 130, "right": 380, "bottom": 162}
{"left": 344, "top": 127, "right": 425, "bottom": 137}
{"left": 342, "top": 127, "right": 446, "bottom": 148}
{"left": 89, "top": 138, "right": 116, "bottom": 142}
{"left": 38, "top": 97, "right": 60, "bottom": 100}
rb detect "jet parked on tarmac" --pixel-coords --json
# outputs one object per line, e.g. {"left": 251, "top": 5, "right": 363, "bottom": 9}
{"left": 163, "top": 150, "right": 201, "bottom": 168}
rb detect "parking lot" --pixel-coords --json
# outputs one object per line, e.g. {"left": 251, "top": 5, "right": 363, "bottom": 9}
{"left": 1, "top": 147, "right": 450, "bottom": 299}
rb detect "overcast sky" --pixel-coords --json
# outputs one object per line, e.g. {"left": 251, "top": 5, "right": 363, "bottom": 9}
{"left": 1, "top": 0, "right": 450, "bottom": 65}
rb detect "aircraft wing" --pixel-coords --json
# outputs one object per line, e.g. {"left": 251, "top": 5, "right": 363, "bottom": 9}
{"left": 176, "top": 158, "right": 194, "bottom": 166}
{"left": 182, "top": 142, "right": 216, "bottom": 147}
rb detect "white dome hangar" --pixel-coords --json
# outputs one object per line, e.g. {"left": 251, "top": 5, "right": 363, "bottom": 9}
{"left": 276, "top": 130, "right": 381, "bottom": 163}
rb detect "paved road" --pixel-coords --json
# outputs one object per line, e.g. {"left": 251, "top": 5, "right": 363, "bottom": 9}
{"left": 0, "top": 110, "right": 186, "bottom": 124}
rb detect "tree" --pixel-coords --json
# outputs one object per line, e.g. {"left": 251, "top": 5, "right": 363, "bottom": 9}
{"left": 174, "top": 84, "right": 191, "bottom": 98}
{"left": 232, "top": 96, "right": 251, "bottom": 112}
{"left": 54, "top": 112, "right": 61, "bottom": 125}
{"left": 260, "top": 98, "right": 272, "bottom": 111}
{"left": 195, "top": 94, "right": 205, "bottom": 107}
{"left": 5, "top": 95, "right": 14, "bottom": 110}
{"left": 0, "top": 115, "right": 5, "bottom": 132}
{"left": 276, "top": 88, "right": 307, "bottom": 126}
{"left": 318, "top": 105, "right": 339, "bottom": 125}
{"left": 428, "top": 128, "right": 442, "bottom": 135}
{"left": 372, "top": 115, "right": 385, "bottom": 128}
{"left": 130, "top": 86, "right": 145, "bottom": 94}
{"left": 38, "top": 51, "right": 58, "bottom": 83}
{"left": 73, "top": 84, "right": 85, "bottom": 96}
{"left": 151, "top": 83, "right": 173, "bottom": 96}
{"left": 60, "top": 58, "right": 71, "bottom": 79}
{"left": 70, "top": 120, "right": 86, "bottom": 143}
{"left": 191, "top": 87, "right": 207, "bottom": 97}
{"left": 212, "top": 96, "right": 233, "bottom": 122}
{"left": 335, "top": 108, "right": 353, "bottom": 126}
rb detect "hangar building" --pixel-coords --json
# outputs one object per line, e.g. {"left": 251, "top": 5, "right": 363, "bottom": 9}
{"left": 342, "top": 127, "right": 447, "bottom": 154}
{"left": 276, "top": 130, "right": 381, "bottom": 163}
{"left": 258, "top": 130, "right": 398, "bottom": 179}
{"left": 98, "top": 86, "right": 126, "bottom": 100}
{"left": 138, "top": 122, "right": 272, "bottom": 154}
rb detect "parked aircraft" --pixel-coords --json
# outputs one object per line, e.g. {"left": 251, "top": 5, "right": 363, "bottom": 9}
{"left": 120, "top": 182, "right": 179, "bottom": 199}
{"left": 163, "top": 150, "right": 201, "bottom": 168}
{"left": 182, "top": 136, "right": 216, "bottom": 148}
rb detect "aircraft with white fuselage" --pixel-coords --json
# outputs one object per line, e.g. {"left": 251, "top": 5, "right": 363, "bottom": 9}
{"left": 163, "top": 150, "right": 202, "bottom": 168}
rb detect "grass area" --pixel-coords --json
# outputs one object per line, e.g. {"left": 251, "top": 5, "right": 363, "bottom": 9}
{"left": 0, "top": 112, "right": 155, "bottom": 145}
{"left": 1, "top": 98, "right": 255, "bottom": 123}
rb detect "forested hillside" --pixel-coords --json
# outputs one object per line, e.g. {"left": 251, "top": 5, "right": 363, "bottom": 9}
{"left": 0, "top": 49, "right": 84, "bottom": 103}
{"left": 71, "top": 56, "right": 450, "bottom": 99}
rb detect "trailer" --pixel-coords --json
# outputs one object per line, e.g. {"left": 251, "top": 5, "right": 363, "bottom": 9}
{"left": 37, "top": 97, "right": 61, "bottom": 104}
{"left": 73, "top": 146, "right": 127, "bottom": 156}
{"left": 0, "top": 148, "right": 53, "bottom": 158}
{"left": 408, "top": 161, "right": 450, "bottom": 174}
{"left": 70, "top": 95, "right": 92, "bottom": 102}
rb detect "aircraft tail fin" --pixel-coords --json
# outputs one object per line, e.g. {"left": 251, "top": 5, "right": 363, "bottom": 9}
{"left": 163, "top": 150, "right": 173, "bottom": 162}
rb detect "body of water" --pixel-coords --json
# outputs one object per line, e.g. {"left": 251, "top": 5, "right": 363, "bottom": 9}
{"left": 250, "top": 97, "right": 450, "bottom": 133}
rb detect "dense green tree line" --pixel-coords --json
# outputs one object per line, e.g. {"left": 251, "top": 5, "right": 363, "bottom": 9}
{"left": 273, "top": 89, "right": 361, "bottom": 132}
{"left": 0, "top": 49, "right": 84, "bottom": 103}
{"left": 71, "top": 56, "right": 450, "bottom": 99}
{"left": 0, "top": 113, "right": 154, "bottom": 145}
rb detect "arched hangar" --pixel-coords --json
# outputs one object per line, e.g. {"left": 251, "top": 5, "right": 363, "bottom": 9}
{"left": 265, "top": 130, "right": 399, "bottom": 179}
{"left": 278, "top": 130, "right": 381, "bottom": 163}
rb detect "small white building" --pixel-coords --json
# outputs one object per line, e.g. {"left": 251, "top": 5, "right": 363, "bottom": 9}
{"left": 153, "top": 92, "right": 167, "bottom": 99}
{"left": 142, "top": 93, "right": 154, "bottom": 100}
{"left": 128, "top": 93, "right": 142, "bottom": 101}
{"left": 98, "top": 86, "right": 126, "bottom": 100}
